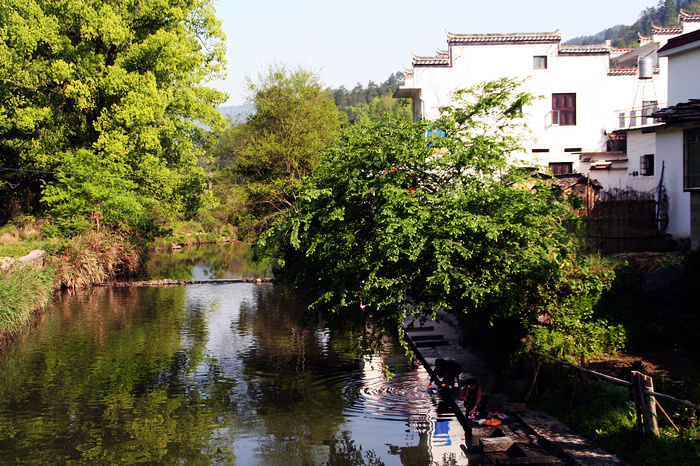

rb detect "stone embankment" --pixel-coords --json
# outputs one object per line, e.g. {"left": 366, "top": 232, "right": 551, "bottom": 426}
{"left": 0, "top": 249, "right": 45, "bottom": 271}
{"left": 97, "top": 277, "right": 273, "bottom": 287}
{"left": 406, "top": 310, "right": 627, "bottom": 465}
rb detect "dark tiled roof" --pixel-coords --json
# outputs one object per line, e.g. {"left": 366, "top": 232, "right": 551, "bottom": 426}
{"left": 610, "top": 47, "right": 636, "bottom": 55}
{"left": 559, "top": 44, "right": 610, "bottom": 55}
{"left": 555, "top": 173, "right": 603, "bottom": 190}
{"left": 446, "top": 29, "right": 562, "bottom": 45}
{"left": 412, "top": 51, "right": 450, "bottom": 66}
{"left": 652, "top": 99, "right": 700, "bottom": 127}
{"left": 608, "top": 66, "right": 660, "bottom": 76}
{"left": 652, "top": 23, "right": 683, "bottom": 35}
{"left": 680, "top": 10, "right": 700, "bottom": 22}
{"left": 608, "top": 67, "right": 637, "bottom": 76}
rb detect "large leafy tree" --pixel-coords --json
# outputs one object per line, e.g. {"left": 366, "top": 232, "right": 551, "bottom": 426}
{"left": 214, "top": 65, "right": 345, "bottom": 239}
{"left": 0, "top": 0, "right": 227, "bottom": 228}
{"left": 258, "top": 79, "right": 576, "bottom": 350}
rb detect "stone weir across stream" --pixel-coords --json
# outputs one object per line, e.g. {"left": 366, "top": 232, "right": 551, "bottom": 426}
{"left": 405, "top": 310, "right": 627, "bottom": 465}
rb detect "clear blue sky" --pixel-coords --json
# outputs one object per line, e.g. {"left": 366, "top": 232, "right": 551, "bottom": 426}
{"left": 212, "top": 0, "right": 658, "bottom": 106}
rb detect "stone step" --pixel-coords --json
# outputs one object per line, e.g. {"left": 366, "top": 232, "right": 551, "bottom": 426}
{"left": 413, "top": 340, "right": 449, "bottom": 347}
{"left": 410, "top": 334, "right": 444, "bottom": 341}
{"left": 404, "top": 325, "right": 435, "bottom": 332}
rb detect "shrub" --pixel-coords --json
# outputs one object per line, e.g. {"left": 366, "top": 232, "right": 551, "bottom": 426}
{"left": 48, "top": 229, "right": 141, "bottom": 288}
{"left": 531, "top": 254, "right": 625, "bottom": 360}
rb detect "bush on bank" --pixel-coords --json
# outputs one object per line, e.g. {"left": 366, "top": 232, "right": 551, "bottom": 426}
{"left": 47, "top": 228, "right": 142, "bottom": 289}
{"left": 529, "top": 254, "right": 626, "bottom": 362}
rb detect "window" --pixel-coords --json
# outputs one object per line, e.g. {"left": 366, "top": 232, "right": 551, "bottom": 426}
{"left": 643, "top": 100, "right": 658, "bottom": 125}
{"left": 549, "top": 162, "right": 573, "bottom": 175}
{"left": 552, "top": 93, "right": 576, "bottom": 126}
{"left": 684, "top": 128, "right": 700, "bottom": 191}
{"left": 533, "top": 56, "right": 547, "bottom": 69}
{"left": 531, "top": 148, "right": 550, "bottom": 153}
{"left": 640, "top": 154, "right": 654, "bottom": 176}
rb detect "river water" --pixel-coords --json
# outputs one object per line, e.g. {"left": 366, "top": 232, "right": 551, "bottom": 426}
{"left": 0, "top": 244, "right": 465, "bottom": 465}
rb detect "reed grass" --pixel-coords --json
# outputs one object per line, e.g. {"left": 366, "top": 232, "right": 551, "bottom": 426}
{"left": 48, "top": 229, "right": 142, "bottom": 289}
{"left": 0, "top": 262, "right": 54, "bottom": 334}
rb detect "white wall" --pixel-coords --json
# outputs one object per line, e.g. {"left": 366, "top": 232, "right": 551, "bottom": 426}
{"left": 666, "top": 47, "right": 700, "bottom": 105}
{"left": 580, "top": 130, "right": 658, "bottom": 192}
{"left": 656, "top": 128, "right": 691, "bottom": 239}
{"left": 407, "top": 40, "right": 656, "bottom": 174}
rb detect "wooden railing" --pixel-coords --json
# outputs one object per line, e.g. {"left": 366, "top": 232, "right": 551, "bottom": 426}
{"left": 530, "top": 350, "right": 700, "bottom": 437}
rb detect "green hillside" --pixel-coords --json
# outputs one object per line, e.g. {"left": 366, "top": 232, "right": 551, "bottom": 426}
{"left": 566, "top": 0, "right": 700, "bottom": 47}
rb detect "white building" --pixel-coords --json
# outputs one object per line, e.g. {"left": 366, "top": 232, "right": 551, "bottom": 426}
{"left": 653, "top": 26, "right": 700, "bottom": 249}
{"left": 394, "top": 12, "right": 700, "bottom": 193}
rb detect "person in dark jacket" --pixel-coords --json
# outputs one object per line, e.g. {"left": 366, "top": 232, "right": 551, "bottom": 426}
{"left": 432, "top": 358, "right": 461, "bottom": 389}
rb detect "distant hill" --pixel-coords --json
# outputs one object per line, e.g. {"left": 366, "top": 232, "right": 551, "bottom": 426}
{"left": 565, "top": 0, "right": 700, "bottom": 47}
{"left": 217, "top": 104, "right": 253, "bottom": 123}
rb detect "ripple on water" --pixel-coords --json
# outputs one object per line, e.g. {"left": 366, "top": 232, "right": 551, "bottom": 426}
{"left": 342, "top": 360, "right": 452, "bottom": 424}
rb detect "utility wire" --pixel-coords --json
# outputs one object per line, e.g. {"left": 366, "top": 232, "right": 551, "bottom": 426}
{"left": 0, "top": 167, "right": 189, "bottom": 180}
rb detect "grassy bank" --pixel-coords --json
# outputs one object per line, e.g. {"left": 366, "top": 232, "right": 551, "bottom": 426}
{"left": 0, "top": 220, "right": 145, "bottom": 336}
{"left": 524, "top": 250, "right": 700, "bottom": 465}
{"left": 0, "top": 217, "right": 238, "bottom": 335}
{"left": 0, "top": 262, "right": 54, "bottom": 337}
{"left": 530, "top": 362, "right": 700, "bottom": 465}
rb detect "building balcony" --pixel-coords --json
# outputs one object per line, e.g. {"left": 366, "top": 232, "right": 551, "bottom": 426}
{"left": 615, "top": 104, "right": 666, "bottom": 130}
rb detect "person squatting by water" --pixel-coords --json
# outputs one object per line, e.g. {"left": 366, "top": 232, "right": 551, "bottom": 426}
{"left": 460, "top": 378, "right": 488, "bottom": 420}
{"left": 428, "top": 358, "right": 461, "bottom": 389}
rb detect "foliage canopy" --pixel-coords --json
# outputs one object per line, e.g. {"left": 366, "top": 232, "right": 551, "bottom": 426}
{"left": 259, "top": 79, "right": 577, "bottom": 348}
{"left": 213, "top": 65, "right": 345, "bottom": 239}
{"left": 0, "top": 0, "right": 228, "bottom": 230}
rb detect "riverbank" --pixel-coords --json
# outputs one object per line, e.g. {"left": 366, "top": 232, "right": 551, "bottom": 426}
{"left": 0, "top": 230, "right": 267, "bottom": 338}
{"left": 0, "top": 254, "right": 53, "bottom": 341}
{"left": 406, "top": 310, "right": 626, "bottom": 465}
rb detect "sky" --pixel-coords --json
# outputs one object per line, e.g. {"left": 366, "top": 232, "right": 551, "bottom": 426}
{"left": 211, "top": 0, "right": 659, "bottom": 106}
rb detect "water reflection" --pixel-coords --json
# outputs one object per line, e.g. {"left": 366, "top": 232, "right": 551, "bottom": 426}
{"left": 140, "top": 242, "right": 272, "bottom": 281}
{"left": 0, "top": 246, "right": 466, "bottom": 465}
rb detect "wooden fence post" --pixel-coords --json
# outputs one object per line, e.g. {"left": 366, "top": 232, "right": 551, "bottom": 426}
{"left": 631, "top": 371, "right": 643, "bottom": 435}
{"left": 579, "top": 354, "right": 592, "bottom": 407}
{"left": 632, "top": 371, "right": 659, "bottom": 437}
{"left": 645, "top": 374, "right": 660, "bottom": 436}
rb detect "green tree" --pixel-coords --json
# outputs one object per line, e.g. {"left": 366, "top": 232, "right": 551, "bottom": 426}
{"left": 0, "top": 0, "right": 227, "bottom": 230}
{"left": 214, "top": 64, "right": 345, "bottom": 239}
{"left": 258, "top": 79, "right": 576, "bottom": 352}
{"left": 661, "top": 0, "right": 680, "bottom": 24}
{"left": 332, "top": 72, "right": 411, "bottom": 124}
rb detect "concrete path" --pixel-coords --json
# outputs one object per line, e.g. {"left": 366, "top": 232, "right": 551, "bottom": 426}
{"left": 405, "top": 310, "right": 627, "bottom": 465}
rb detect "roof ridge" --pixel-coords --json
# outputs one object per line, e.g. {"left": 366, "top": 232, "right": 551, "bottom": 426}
{"left": 559, "top": 43, "right": 611, "bottom": 54}
{"left": 411, "top": 51, "right": 450, "bottom": 66}
{"left": 680, "top": 9, "right": 700, "bottom": 21}
{"left": 652, "top": 23, "right": 683, "bottom": 34}
{"left": 446, "top": 29, "right": 562, "bottom": 44}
